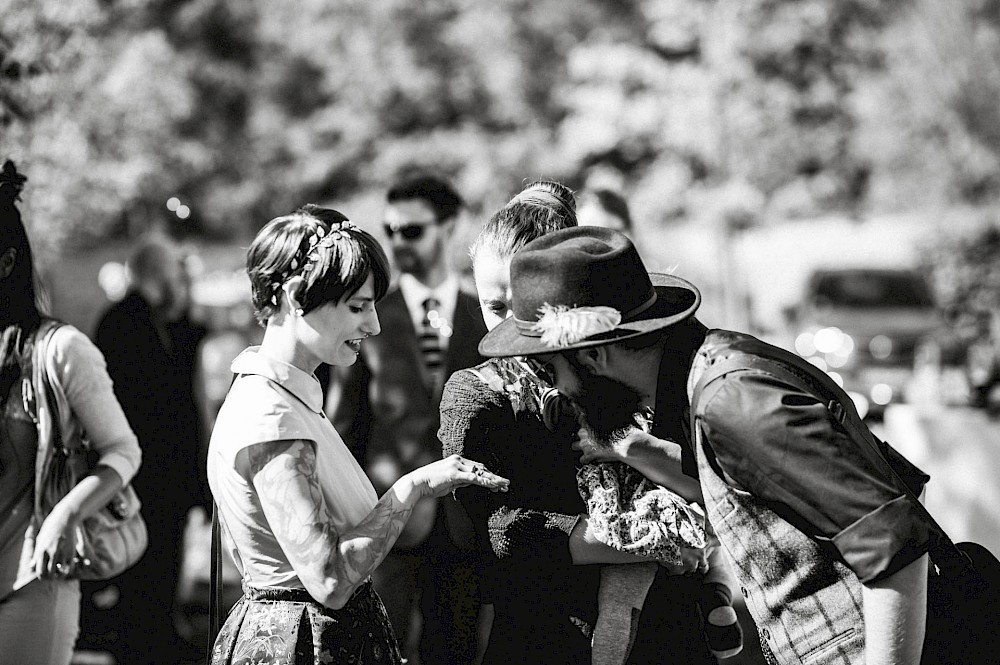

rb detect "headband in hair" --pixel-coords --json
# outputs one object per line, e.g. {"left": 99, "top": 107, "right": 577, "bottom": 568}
{"left": 268, "top": 218, "right": 357, "bottom": 306}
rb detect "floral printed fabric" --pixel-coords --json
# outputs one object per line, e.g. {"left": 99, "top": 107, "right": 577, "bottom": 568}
{"left": 577, "top": 462, "right": 707, "bottom": 564}
{"left": 210, "top": 582, "right": 401, "bottom": 665}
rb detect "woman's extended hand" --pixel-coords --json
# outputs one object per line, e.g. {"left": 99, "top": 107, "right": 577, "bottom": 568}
{"left": 406, "top": 455, "right": 510, "bottom": 499}
{"left": 31, "top": 505, "right": 79, "bottom": 580}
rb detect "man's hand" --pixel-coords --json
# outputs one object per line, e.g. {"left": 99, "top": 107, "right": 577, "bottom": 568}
{"left": 572, "top": 424, "right": 646, "bottom": 464}
{"left": 658, "top": 545, "right": 709, "bottom": 576}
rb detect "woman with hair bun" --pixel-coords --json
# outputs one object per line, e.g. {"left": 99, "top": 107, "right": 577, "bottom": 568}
{"left": 0, "top": 160, "right": 142, "bottom": 664}
{"left": 439, "top": 181, "right": 720, "bottom": 664}
{"left": 206, "top": 204, "right": 507, "bottom": 665}
{"left": 439, "top": 181, "right": 600, "bottom": 662}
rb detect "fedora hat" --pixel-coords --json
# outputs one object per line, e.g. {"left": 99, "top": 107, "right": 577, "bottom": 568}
{"left": 479, "top": 226, "right": 701, "bottom": 357}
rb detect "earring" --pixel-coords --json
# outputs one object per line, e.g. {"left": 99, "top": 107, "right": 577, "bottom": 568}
{"left": 294, "top": 308, "right": 304, "bottom": 317}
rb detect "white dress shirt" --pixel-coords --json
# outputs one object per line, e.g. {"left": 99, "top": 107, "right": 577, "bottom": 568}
{"left": 398, "top": 273, "right": 460, "bottom": 349}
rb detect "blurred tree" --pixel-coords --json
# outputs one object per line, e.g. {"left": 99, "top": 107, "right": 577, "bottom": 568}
{"left": 923, "top": 220, "right": 1000, "bottom": 314}
{"left": 856, "top": 0, "right": 1000, "bottom": 211}
{"left": 4, "top": 0, "right": 1000, "bottom": 257}
{"left": 1, "top": 0, "right": 226, "bottom": 254}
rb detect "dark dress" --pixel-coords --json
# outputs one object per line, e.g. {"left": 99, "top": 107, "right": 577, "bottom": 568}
{"left": 439, "top": 358, "right": 714, "bottom": 665}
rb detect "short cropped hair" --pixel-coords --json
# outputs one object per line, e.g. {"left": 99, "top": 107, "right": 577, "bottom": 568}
{"left": 247, "top": 204, "right": 390, "bottom": 326}
{"left": 386, "top": 173, "right": 464, "bottom": 223}
{"left": 469, "top": 180, "right": 577, "bottom": 265}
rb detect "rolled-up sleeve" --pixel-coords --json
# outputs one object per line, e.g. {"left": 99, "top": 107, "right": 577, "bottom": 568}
{"left": 49, "top": 326, "right": 142, "bottom": 484}
{"left": 699, "top": 371, "right": 939, "bottom": 583}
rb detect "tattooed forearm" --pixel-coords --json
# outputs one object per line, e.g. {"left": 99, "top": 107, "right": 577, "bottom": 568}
{"left": 336, "top": 490, "right": 413, "bottom": 582}
{"left": 248, "top": 439, "right": 418, "bottom": 606}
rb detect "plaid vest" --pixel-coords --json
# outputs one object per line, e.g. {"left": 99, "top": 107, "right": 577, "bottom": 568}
{"left": 690, "top": 332, "right": 866, "bottom": 664}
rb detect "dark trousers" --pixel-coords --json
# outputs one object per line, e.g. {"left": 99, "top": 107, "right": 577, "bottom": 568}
{"left": 372, "top": 510, "right": 481, "bottom": 665}
{"left": 628, "top": 570, "right": 716, "bottom": 665}
{"left": 118, "top": 500, "right": 190, "bottom": 664}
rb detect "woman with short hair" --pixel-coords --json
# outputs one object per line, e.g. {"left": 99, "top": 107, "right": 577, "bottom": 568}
{"left": 207, "top": 204, "right": 507, "bottom": 665}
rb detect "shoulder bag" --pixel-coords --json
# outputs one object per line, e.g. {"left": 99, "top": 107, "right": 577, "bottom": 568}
{"left": 25, "top": 320, "right": 148, "bottom": 581}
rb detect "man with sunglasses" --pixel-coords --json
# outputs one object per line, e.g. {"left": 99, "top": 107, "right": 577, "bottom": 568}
{"left": 325, "top": 172, "right": 488, "bottom": 665}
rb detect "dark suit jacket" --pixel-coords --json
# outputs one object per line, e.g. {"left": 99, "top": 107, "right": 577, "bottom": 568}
{"left": 325, "top": 285, "right": 487, "bottom": 492}
{"left": 94, "top": 291, "right": 208, "bottom": 511}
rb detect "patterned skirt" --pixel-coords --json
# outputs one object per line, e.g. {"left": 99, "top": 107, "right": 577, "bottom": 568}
{"left": 210, "top": 581, "right": 402, "bottom": 665}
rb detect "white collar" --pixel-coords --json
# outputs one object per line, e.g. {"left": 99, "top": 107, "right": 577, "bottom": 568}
{"left": 230, "top": 347, "right": 324, "bottom": 414}
{"left": 399, "top": 273, "right": 459, "bottom": 323}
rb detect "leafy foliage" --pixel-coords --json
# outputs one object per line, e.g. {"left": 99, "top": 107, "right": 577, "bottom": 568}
{"left": 3, "top": 0, "right": 1000, "bottom": 261}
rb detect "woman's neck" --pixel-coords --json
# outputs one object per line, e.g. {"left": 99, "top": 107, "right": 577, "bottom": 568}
{"left": 259, "top": 319, "right": 318, "bottom": 374}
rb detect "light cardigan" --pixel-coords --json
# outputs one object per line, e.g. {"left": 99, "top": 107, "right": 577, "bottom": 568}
{"left": 2, "top": 320, "right": 141, "bottom": 596}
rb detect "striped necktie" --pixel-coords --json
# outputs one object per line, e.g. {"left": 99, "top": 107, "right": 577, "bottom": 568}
{"left": 420, "top": 297, "right": 444, "bottom": 390}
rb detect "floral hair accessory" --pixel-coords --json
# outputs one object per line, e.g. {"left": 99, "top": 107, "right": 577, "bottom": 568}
{"left": 301, "top": 219, "right": 356, "bottom": 277}
{"left": 268, "top": 218, "right": 357, "bottom": 306}
{"left": 531, "top": 303, "right": 622, "bottom": 349}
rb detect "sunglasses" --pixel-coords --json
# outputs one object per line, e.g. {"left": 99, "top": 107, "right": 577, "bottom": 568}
{"left": 524, "top": 356, "right": 557, "bottom": 386}
{"left": 383, "top": 223, "right": 432, "bottom": 241}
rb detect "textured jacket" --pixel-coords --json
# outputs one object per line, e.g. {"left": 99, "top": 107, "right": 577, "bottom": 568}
{"left": 684, "top": 329, "right": 939, "bottom": 664}
{"left": 438, "top": 357, "right": 595, "bottom": 664}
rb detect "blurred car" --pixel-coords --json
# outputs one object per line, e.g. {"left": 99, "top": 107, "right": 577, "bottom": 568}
{"left": 784, "top": 267, "right": 941, "bottom": 418}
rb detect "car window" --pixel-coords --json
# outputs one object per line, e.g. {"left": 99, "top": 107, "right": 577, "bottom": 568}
{"left": 812, "top": 272, "right": 934, "bottom": 309}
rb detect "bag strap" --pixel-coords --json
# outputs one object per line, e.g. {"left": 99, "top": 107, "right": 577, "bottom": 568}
{"left": 207, "top": 369, "right": 249, "bottom": 661}
{"left": 690, "top": 348, "right": 970, "bottom": 577}
{"left": 207, "top": 501, "right": 223, "bottom": 662}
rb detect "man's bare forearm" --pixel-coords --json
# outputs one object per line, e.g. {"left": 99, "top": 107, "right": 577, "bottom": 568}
{"left": 616, "top": 434, "right": 702, "bottom": 504}
{"left": 862, "top": 553, "right": 928, "bottom": 665}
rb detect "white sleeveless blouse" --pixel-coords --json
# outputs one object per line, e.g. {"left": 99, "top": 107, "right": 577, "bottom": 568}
{"left": 207, "top": 347, "right": 378, "bottom": 588}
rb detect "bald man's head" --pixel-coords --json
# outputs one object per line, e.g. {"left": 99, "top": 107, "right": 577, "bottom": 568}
{"left": 128, "top": 238, "right": 191, "bottom": 321}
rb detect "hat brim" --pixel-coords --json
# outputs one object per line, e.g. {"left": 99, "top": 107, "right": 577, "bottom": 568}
{"left": 478, "top": 273, "right": 700, "bottom": 358}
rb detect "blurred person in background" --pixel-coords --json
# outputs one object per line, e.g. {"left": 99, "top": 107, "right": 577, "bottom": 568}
{"left": 577, "top": 188, "right": 633, "bottom": 237}
{"left": 93, "top": 234, "right": 208, "bottom": 663}
{"left": 207, "top": 205, "right": 507, "bottom": 664}
{"left": 324, "top": 173, "right": 489, "bottom": 664}
{"left": 0, "top": 160, "right": 142, "bottom": 665}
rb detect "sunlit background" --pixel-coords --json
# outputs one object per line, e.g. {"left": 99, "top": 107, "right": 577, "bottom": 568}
{"left": 4, "top": 1, "right": 1000, "bottom": 663}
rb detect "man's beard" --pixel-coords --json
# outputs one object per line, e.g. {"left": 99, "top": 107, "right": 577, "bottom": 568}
{"left": 569, "top": 363, "right": 645, "bottom": 444}
{"left": 391, "top": 247, "right": 427, "bottom": 277}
